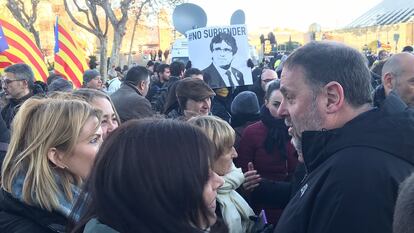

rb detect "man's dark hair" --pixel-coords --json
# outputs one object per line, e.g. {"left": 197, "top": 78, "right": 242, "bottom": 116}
{"left": 284, "top": 41, "right": 372, "bottom": 107}
{"left": 146, "top": 60, "right": 155, "bottom": 67}
{"left": 402, "top": 46, "right": 413, "bottom": 53}
{"left": 209, "top": 32, "right": 238, "bottom": 55}
{"left": 184, "top": 68, "right": 202, "bottom": 78}
{"left": 393, "top": 173, "right": 414, "bottom": 233}
{"left": 46, "top": 73, "right": 63, "bottom": 85}
{"left": 156, "top": 63, "right": 169, "bottom": 75}
{"left": 4, "top": 63, "right": 35, "bottom": 90}
{"left": 125, "top": 66, "right": 149, "bottom": 86}
{"left": 169, "top": 61, "right": 185, "bottom": 77}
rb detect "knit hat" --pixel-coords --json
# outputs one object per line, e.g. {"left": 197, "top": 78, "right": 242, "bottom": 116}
{"left": 176, "top": 78, "right": 215, "bottom": 101}
{"left": 83, "top": 69, "right": 100, "bottom": 84}
{"left": 231, "top": 91, "right": 260, "bottom": 115}
{"left": 48, "top": 78, "right": 73, "bottom": 92}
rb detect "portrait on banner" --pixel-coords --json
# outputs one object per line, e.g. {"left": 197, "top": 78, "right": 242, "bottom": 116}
{"left": 187, "top": 25, "right": 253, "bottom": 89}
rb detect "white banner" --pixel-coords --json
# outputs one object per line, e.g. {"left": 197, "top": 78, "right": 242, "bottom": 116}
{"left": 187, "top": 25, "right": 253, "bottom": 89}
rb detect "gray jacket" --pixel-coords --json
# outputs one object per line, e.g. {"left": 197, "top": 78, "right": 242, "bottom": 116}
{"left": 110, "top": 82, "right": 154, "bottom": 123}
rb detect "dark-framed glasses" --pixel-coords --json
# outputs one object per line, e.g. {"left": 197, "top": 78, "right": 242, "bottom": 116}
{"left": 1, "top": 78, "right": 26, "bottom": 85}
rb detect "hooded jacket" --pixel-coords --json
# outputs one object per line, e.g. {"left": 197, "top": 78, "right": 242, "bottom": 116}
{"left": 274, "top": 93, "right": 414, "bottom": 233}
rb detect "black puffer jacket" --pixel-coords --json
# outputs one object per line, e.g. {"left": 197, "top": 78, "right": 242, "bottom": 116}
{"left": 274, "top": 93, "right": 414, "bottom": 233}
{"left": 0, "top": 189, "right": 67, "bottom": 233}
{"left": 0, "top": 110, "right": 10, "bottom": 167}
{"left": 1, "top": 93, "right": 32, "bottom": 129}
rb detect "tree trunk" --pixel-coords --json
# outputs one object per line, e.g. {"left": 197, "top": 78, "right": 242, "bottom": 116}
{"left": 31, "top": 28, "right": 41, "bottom": 51}
{"left": 99, "top": 37, "right": 108, "bottom": 82}
{"left": 110, "top": 24, "right": 126, "bottom": 67}
{"left": 127, "top": 15, "right": 139, "bottom": 66}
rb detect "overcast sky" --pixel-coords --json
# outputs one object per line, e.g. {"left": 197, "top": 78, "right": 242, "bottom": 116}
{"left": 188, "top": 0, "right": 383, "bottom": 31}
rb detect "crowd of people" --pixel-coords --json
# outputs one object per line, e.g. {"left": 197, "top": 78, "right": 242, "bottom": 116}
{"left": 0, "top": 41, "right": 414, "bottom": 233}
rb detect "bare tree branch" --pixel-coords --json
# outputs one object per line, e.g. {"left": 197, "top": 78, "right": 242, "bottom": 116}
{"left": 64, "top": 0, "right": 110, "bottom": 79}
{"left": 6, "top": 0, "right": 41, "bottom": 49}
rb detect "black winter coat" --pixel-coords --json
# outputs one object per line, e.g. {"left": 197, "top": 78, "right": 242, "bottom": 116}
{"left": 0, "top": 189, "right": 67, "bottom": 233}
{"left": 1, "top": 93, "right": 32, "bottom": 129}
{"left": 0, "top": 110, "right": 10, "bottom": 168}
{"left": 274, "top": 93, "right": 414, "bottom": 233}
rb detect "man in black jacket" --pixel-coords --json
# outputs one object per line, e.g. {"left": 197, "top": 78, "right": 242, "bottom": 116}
{"left": 1, "top": 64, "right": 34, "bottom": 129}
{"left": 273, "top": 41, "right": 414, "bottom": 233}
{"left": 0, "top": 111, "right": 9, "bottom": 168}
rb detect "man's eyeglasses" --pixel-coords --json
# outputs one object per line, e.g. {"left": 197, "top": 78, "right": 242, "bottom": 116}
{"left": 213, "top": 48, "right": 232, "bottom": 53}
{"left": 1, "top": 78, "right": 26, "bottom": 85}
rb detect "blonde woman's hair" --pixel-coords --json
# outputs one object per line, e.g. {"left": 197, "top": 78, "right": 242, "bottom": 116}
{"left": 1, "top": 98, "right": 101, "bottom": 212}
{"left": 188, "top": 116, "right": 235, "bottom": 159}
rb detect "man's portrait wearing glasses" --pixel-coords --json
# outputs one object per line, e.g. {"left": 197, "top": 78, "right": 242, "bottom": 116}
{"left": 203, "top": 32, "right": 244, "bottom": 89}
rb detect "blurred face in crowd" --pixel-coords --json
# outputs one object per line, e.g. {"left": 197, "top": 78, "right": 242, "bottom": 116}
{"left": 265, "top": 89, "right": 283, "bottom": 118}
{"left": 2, "top": 72, "right": 30, "bottom": 99}
{"left": 212, "top": 41, "right": 234, "bottom": 69}
{"left": 86, "top": 76, "right": 103, "bottom": 90}
{"left": 277, "top": 66, "right": 326, "bottom": 154}
{"left": 213, "top": 146, "right": 237, "bottom": 176}
{"left": 139, "top": 76, "right": 151, "bottom": 97}
{"left": 160, "top": 68, "right": 170, "bottom": 82}
{"left": 91, "top": 97, "right": 118, "bottom": 140}
{"left": 201, "top": 170, "right": 224, "bottom": 227}
{"left": 61, "top": 117, "right": 102, "bottom": 180}
{"left": 392, "top": 54, "right": 414, "bottom": 107}
{"left": 379, "top": 50, "right": 389, "bottom": 60}
{"left": 147, "top": 65, "right": 154, "bottom": 73}
{"left": 185, "top": 97, "right": 211, "bottom": 116}
{"left": 191, "top": 74, "right": 204, "bottom": 80}
{"left": 261, "top": 69, "right": 278, "bottom": 91}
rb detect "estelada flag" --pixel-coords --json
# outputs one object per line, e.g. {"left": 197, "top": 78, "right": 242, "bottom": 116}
{"left": 0, "top": 18, "right": 48, "bottom": 82}
{"left": 54, "top": 17, "right": 88, "bottom": 88}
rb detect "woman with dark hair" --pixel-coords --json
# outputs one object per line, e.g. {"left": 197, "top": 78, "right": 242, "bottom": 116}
{"left": 165, "top": 78, "right": 215, "bottom": 119}
{"left": 235, "top": 80, "right": 298, "bottom": 224}
{"left": 71, "top": 119, "right": 224, "bottom": 233}
{"left": 72, "top": 89, "right": 120, "bottom": 140}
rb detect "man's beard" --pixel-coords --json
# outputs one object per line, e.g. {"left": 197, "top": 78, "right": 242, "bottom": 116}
{"left": 285, "top": 101, "right": 324, "bottom": 155}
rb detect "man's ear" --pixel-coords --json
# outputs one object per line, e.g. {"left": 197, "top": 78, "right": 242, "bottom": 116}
{"left": 324, "top": 81, "right": 344, "bottom": 114}
{"left": 23, "top": 80, "right": 29, "bottom": 88}
{"left": 382, "top": 72, "right": 394, "bottom": 95}
{"left": 47, "top": 148, "right": 67, "bottom": 169}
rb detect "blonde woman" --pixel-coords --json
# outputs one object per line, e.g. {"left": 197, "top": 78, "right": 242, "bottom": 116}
{"left": 0, "top": 98, "right": 102, "bottom": 233}
{"left": 188, "top": 116, "right": 255, "bottom": 233}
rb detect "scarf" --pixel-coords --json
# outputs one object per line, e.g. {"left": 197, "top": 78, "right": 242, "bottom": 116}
{"left": 260, "top": 105, "right": 290, "bottom": 158}
{"left": 11, "top": 174, "right": 82, "bottom": 220}
{"left": 217, "top": 164, "right": 255, "bottom": 233}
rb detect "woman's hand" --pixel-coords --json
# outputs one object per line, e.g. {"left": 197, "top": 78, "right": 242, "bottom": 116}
{"left": 243, "top": 162, "right": 262, "bottom": 192}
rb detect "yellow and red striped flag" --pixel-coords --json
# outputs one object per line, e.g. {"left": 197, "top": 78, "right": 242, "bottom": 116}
{"left": 54, "top": 17, "right": 88, "bottom": 88}
{"left": 0, "top": 18, "right": 48, "bottom": 82}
